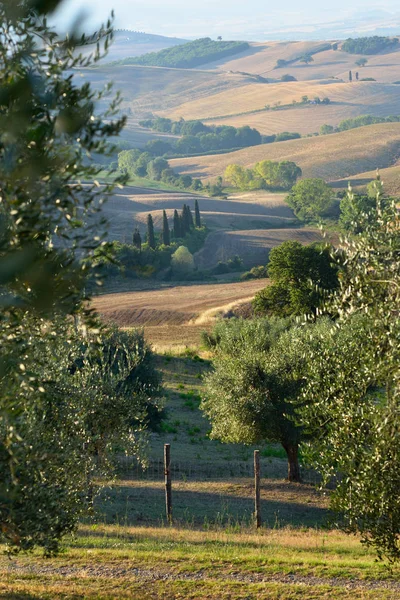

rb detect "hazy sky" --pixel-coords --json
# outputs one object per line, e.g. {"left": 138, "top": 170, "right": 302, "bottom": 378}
{"left": 54, "top": 0, "right": 399, "bottom": 39}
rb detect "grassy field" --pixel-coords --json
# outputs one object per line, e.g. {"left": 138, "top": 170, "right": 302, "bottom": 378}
{"left": 170, "top": 122, "right": 400, "bottom": 182}
{"left": 332, "top": 164, "right": 400, "bottom": 196}
{"left": 3, "top": 354, "right": 400, "bottom": 599}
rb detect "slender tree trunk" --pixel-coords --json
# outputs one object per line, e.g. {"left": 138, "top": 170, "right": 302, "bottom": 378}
{"left": 282, "top": 443, "right": 301, "bottom": 482}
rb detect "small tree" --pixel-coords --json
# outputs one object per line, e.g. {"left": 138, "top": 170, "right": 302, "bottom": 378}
{"left": 147, "top": 214, "right": 156, "bottom": 249}
{"left": 162, "top": 210, "right": 170, "bottom": 246}
{"left": 349, "top": 70, "right": 353, "bottom": 82}
{"left": 299, "top": 54, "right": 313, "bottom": 64}
{"left": 286, "top": 178, "right": 335, "bottom": 221}
{"left": 356, "top": 57, "right": 368, "bottom": 67}
{"left": 171, "top": 246, "right": 195, "bottom": 273}
{"left": 133, "top": 227, "right": 142, "bottom": 250}
{"left": 194, "top": 199, "right": 201, "bottom": 227}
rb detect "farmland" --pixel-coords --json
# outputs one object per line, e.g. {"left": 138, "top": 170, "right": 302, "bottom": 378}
{"left": 103, "top": 187, "right": 297, "bottom": 242}
{"left": 170, "top": 123, "right": 400, "bottom": 182}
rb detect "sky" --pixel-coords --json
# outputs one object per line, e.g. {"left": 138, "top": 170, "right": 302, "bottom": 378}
{"left": 54, "top": 0, "right": 400, "bottom": 40}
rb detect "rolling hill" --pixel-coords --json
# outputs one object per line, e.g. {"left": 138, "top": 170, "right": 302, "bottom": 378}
{"left": 162, "top": 81, "right": 400, "bottom": 135}
{"left": 170, "top": 123, "right": 400, "bottom": 182}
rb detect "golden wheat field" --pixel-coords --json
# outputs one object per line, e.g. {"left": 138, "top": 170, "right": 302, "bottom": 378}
{"left": 170, "top": 122, "right": 400, "bottom": 182}
{"left": 163, "top": 81, "right": 400, "bottom": 135}
{"left": 102, "top": 187, "right": 296, "bottom": 241}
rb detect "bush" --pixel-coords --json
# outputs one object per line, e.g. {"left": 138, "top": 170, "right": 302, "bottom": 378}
{"left": 281, "top": 74, "right": 297, "bottom": 82}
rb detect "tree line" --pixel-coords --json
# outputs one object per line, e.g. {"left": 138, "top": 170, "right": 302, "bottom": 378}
{"left": 319, "top": 113, "right": 400, "bottom": 135}
{"left": 224, "top": 160, "right": 302, "bottom": 191}
{"left": 341, "top": 35, "right": 398, "bottom": 55}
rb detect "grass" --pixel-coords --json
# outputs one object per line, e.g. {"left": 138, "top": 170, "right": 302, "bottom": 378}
{"left": 2, "top": 353, "right": 400, "bottom": 599}
{"left": 170, "top": 122, "right": 400, "bottom": 183}
{"left": 2, "top": 525, "right": 400, "bottom": 598}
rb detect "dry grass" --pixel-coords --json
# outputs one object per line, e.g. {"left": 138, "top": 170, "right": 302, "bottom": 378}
{"left": 170, "top": 122, "right": 400, "bottom": 182}
{"left": 164, "top": 80, "right": 400, "bottom": 124}
{"left": 332, "top": 164, "right": 400, "bottom": 196}
{"left": 195, "top": 228, "right": 323, "bottom": 269}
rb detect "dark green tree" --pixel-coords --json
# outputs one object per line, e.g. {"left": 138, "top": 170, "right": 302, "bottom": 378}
{"left": 173, "top": 209, "right": 181, "bottom": 238}
{"left": 194, "top": 199, "right": 201, "bottom": 227}
{"left": 253, "top": 241, "right": 339, "bottom": 317}
{"left": 162, "top": 210, "right": 170, "bottom": 246}
{"left": 133, "top": 227, "right": 142, "bottom": 250}
{"left": 349, "top": 70, "right": 353, "bottom": 82}
{"left": 147, "top": 214, "right": 156, "bottom": 249}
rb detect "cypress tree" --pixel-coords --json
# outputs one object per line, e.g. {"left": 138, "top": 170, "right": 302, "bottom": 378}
{"left": 147, "top": 213, "right": 156, "bottom": 249}
{"left": 181, "top": 205, "right": 189, "bottom": 235}
{"left": 173, "top": 209, "right": 181, "bottom": 238}
{"left": 133, "top": 226, "right": 142, "bottom": 251}
{"left": 187, "top": 205, "right": 194, "bottom": 229}
{"left": 349, "top": 70, "right": 352, "bottom": 82}
{"left": 194, "top": 199, "right": 201, "bottom": 228}
{"left": 162, "top": 210, "right": 170, "bottom": 246}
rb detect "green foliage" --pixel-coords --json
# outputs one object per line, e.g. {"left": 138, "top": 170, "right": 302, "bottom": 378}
{"left": 319, "top": 124, "right": 335, "bottom": 135}
{"left": 0, "top": 1, "right": 135, "bottom": 554}
{"left": 286, "top": 178, "right": 336, "bottom": 222}
{"left": 240, "top": 265, "right": 269, "bottom": 281}
{"left": 341, "top": 36, "right": 398, "bottom": 55}
{"left": 299, "top": 54, "right": 313, "bottom": 64}
{"left": 142, "top": 118, "right": 262, "bottom": 155}
{"left": 162, "top": 210, "right": 170, "bottom": 246}
{"left": 147, "top": 214, "right": 156, "bottom": 249}
{"left": 225, "top": 160, "right": 301, "bottom": 192}
{"left": 275, "top": 59, "right": 288, "bottom": 68}
{"left": 0, "top": 320, "right": 163, "bottom": 555}
{"left": 201, "top": 318, "right": 313, "bottom": 481}
{"left": 281, "top": 74, "right": 297, "bottom": 81}
{"left": 171, "top": 246, "right": 195, "bottom": 274}
{"left": 274, "top": 131, "right": 301, "bottom": 142}
{"left": 355, "top": 57, "right": 368, "bottom": 66}
{"left": 119, "top": 38, "right": 249, "bottom": 68}
{"left": 296, "top": 196, "right": 400, "bottom": 561}
{"left": 253, "top": 241, "right": 339, "bottom": 317}
{"left": 339, "top": 189, "right": 378, "bottom": 232}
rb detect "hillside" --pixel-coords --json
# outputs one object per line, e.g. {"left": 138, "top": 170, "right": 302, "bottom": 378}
{"left": 101, "top": 188, "right": 296, "bottom": 242}
{"left": 80, "top": 30, "right": 187, "bottom": 63}
{"left": 116, "top": 38, "right": 250, "bottom": 69}
{"left": 163, "top": 81, "right": 400, "bottom": 135}
{"left": 170, "top": 123, "right": 400, "bottom": 182}
{"left": 332, "top": 164, "right": 400, "bottom": 196}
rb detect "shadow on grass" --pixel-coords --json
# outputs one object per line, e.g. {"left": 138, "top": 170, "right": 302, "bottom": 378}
{"left": 93, "top": 481, "right": 331, "bottom": 530}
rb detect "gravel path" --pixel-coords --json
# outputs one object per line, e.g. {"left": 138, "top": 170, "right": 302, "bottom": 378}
{"left": 3, "top": 560, "right": 400, "bottom": 591}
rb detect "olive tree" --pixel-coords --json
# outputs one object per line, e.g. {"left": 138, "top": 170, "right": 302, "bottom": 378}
{"left": 0, "top": 0, "right": 162, "bottom": 554}
{"left": 297, "top": 194, "right": 400, "bottom": 561}
{"left": 201, "top": 318, "right": 314, "bottom": 482}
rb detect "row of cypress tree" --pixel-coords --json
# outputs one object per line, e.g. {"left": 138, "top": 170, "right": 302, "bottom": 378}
{"left": 133, "top": 199, "right": 202, "bottom": 250}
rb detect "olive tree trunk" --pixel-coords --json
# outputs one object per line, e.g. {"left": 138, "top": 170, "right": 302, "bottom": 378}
{"left": 282, "top": 443, "right": 301, "bottom": 482}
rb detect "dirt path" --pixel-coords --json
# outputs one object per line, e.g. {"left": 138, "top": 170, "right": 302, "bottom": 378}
{"left": 2, "top": 561, "right": 400, "bottom": 591}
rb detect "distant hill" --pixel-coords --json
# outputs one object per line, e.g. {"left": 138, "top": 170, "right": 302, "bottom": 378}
{"left": 115, "top": 38, "right": 250, "bottom": 69}
{"left": 82, "top": 30, "right": 187, "bottom": 63}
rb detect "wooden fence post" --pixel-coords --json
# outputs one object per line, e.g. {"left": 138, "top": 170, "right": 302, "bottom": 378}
{"left": 164, "top": 444, "right": 172, "bottom": 524}
{"left": 254, "top": 450, "right": 261, "bottom": 528}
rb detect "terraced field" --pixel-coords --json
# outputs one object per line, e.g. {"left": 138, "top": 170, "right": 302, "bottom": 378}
{"left": 171, "top": 123, "right": 400, "bottom": 182}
